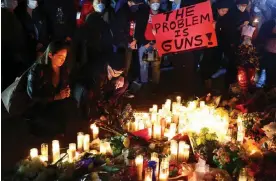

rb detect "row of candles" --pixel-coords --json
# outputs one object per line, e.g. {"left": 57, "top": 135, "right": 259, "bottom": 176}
{"left": 126, "top": 97, "right": 231, "bottom": 143}
{"left": 29, "top": 123, "right": 102, "bottom": 163}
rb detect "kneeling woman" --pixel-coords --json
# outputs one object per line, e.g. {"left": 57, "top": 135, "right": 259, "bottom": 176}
{"left": 27, "top": 40, "right": 79, "bottom": 136}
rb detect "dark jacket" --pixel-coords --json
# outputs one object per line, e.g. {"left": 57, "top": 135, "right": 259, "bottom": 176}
{"left": 27, "top": 63, "right": 70, "bottom": 103}
{"left": 40, "top": 0, "right": 76, "bottom": 42}
{"left": 111, "top": 2, "right": 132, "bottom": 48}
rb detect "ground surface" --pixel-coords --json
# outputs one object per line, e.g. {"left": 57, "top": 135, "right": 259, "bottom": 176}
{"left": 1, "top": 55, "right": 225, "bottom": 175}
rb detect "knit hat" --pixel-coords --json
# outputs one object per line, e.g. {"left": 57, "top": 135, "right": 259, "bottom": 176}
{"left": 236, "top": 0, "right": 249, "bottom": 5}
{"left": 216, "top": 0, "right": 233, "bottom": 9}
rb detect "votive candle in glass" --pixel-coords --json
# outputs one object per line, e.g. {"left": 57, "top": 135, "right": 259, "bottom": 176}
{"left": 41, "top": 143, "right": 48, "bottom": 161}
{"left": 159, "top": 168, "right": 169, "bottom": 181}
{"left": 144, "top": 167, "right": 153, "bottom": 181}
{"left": 83, "top": 134, "right": 90, "bottom": 152}
{"left": 178, "top": 141, "right": 190, "bottom": 162}
{"left": 68, "top": 143, "right": 76, "bottom": 163}
{"left": 135, "top": 155, "right": 144, "bottom": 181}
{"left": 176, "top": 96, "right": 181, "bottom": 104}
{"left": 90, "top": 124, "right": 99, "bottom": 139}
{"left": 153, "top": 123, "right": 161, "bottom": 140}
{"left": 170, "top": 140, "right": 178, "bottom": 162}
{"left": 52, "top": 140, "right": 60, "bottom": 163}
{"left": 100, "top": 141, "right": 107, "bottom": 155}
{"left": 77, "top": 132, "right": 84, "bottom": 151}
{"left": 30, "top": 148, "right": 38, "bottom": 159}
{"left": 151, "top": 152, "right": 159, "bottom": 177}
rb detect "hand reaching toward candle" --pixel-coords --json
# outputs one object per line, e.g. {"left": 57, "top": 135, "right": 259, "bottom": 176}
{"left": 115, "top": 76, "right": 124, "bottom": 89}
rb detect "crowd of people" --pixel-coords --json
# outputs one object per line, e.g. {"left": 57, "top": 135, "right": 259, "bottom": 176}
{"left": 1, "top": 0, "right": 276, "bottom": 137}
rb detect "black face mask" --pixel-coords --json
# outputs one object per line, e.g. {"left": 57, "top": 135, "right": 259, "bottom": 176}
{"left": 130, "top": 4, "right": 139, "bottom": 12}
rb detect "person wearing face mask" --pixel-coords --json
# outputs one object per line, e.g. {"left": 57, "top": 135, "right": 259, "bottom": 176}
{"left": 133, "top": 0, "right": 163, "bottom": 94}
{"left": 14, "top": 0, "right": 45, "bottom": 66}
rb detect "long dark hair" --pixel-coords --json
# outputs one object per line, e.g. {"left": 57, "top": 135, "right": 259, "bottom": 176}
{"left": 38, "top": 40, "right": 70, "bottom": 66}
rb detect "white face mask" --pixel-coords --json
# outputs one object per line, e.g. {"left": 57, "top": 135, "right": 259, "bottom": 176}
{"left": 237, "top": 5, "right": 247, "bottom": 12}
{"left": 150, "top": 2, "right": 160, "bottom": 11}
{"left": 94, "top": 3, "right": 105, "bottom": 13}
{"left": 28, "top": 0, "right": 38, "bottom": 9}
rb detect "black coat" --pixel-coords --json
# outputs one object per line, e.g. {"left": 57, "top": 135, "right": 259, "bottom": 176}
{"left": 41, "top": 0, "right": 76, "bottom": 42}
{"left": 27, "top": 63, "right": 70, "bottom": 103}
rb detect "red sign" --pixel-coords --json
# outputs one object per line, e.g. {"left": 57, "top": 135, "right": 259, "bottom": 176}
{"left": 152, "top": 1, "right": 217, "bottom": 56}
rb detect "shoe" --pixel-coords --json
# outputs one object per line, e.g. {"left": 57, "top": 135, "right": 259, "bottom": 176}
{"left": 124, "top": 91, "right": 135, "bottom": 98}
{"left": 211, "top": 68, "right": 227, "bottom": 79}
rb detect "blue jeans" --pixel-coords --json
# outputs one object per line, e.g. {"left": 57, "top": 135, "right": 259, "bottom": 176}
{"left": 138, "top": 45, "right": 161, "bottom": 84}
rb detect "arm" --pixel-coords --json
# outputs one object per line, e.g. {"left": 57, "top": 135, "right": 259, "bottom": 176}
{"left": 27, "top": 64, "right": 55, "bottom": 103}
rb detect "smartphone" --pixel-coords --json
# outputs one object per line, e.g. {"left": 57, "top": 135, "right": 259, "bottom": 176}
{"left": 76, "top": 12, "right": 81, "bottom": 20}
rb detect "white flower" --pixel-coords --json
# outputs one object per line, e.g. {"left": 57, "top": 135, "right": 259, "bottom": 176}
{"left": 262, "top": 122, "right": 276, "bottom": 139}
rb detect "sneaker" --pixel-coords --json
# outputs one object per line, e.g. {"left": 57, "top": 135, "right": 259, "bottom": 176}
{"left": 211, "top": 68, "right": 227, "bottom": 79}
{"left": 124, "top": 91, "right": 135, "bottom": 98}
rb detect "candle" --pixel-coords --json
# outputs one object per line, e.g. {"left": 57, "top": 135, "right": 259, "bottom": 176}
{"left": 178, "top": 141, "right": 190, "bottom": 162}
{"left": 90, "top": 124, "right": 99, "bottom": 139}
{"left": 105, "top": 142, "right": 113, "bottom": 155}
{"left": 148, "top": 127, "right": 152, "bottom": 138}
{"left": 144, "top": 167, "right": 153, "bottom": 181}
{"left": 135, "top": 155, "right": 144, "bottom": 181}
{"left": 77, "top": 132, "right": 84, "bottom": 151}
{"left": 238, "top": 168, "right": 248, "bottom": 181}
{"left": 188, "top": 101, "right": 196, "bottom": 110}
{"left": 176, "top": 96, "right": 181, "bottom": 104}
{"left": 200, "top": 101, "right": 205, "bottom": 108}
{"left": 52, "top": 140, "right": 60, "bottom": 163}
{"left": 151, "top": 152, "right": 159, "bottom": 177}
{"left": 165, "top": 116, "right": 172, "bottom": 126}
{"left": 170, "top": 140, "right": 178, "bottom": 162}
{"left": 153, "top": 123, "right": 161, "bottom": 140}
{"left": 139, "top": 120, "right": 145, "bottom": 130}
{"left": 168, "top": 123, "right": 177, "bottom": 140}
{"left": 151, "top": 113, "right": 157, "bottom": 124}
{"left": 41, "top": 143, "right": 48, "bottom": 161}
{"left": 68, "top": 143, "right": 76, "bottom": 163}
{"left": 83, "top": 134, "right": 90, "bottom": 152}
{"left": 30, "top": 148, "right": 38, "bottom": 159}
{"left": 152, "top": 104, "right": 158, "bottom": 113}
{"left": 159, "top": 168, "right": 169, "bottom": 181}
{"left": 100, "top": 141, "right": 107, "bottom": 155}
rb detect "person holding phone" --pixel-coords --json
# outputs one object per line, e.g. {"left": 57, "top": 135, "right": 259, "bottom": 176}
{"left": 26, "top": 40, "right": 80, "bottom": 137}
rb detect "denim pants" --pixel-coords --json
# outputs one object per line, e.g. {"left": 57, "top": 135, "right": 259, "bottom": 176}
{"left": 138, "top": 45, "right": 161, "bottom": 84}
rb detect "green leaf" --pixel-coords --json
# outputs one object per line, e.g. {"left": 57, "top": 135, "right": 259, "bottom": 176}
{"left": 101, "top": 165, "right": 120, "bottom": 173}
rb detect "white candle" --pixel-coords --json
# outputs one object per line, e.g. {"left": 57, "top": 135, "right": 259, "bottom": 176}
{"left": 170, "top": 140, "right": 178, "bottom": 162}
{"left": 159, "top": 168, "right": 169, "bottom": 181}
{"left": 200, "top": 101, "right": 205, "bottom": 108}
{"left": 83, "top": 134, "right": 90, "bottom": 152}
{"left": 135, "top": 155, "right": 144, "bottom": 181}
{"left": 30, "top": 148, "right": 38, "bottom": 159}
{"left": 90, "top": 124, "right": 99, "bottom": 139}
{"left": 151, "top": 113, "right": 157, "bottom": 124}
{"left": 153, "top": 104, "right": 158, "bottom": 113}
{"left": 41, "top": 143, "right": 48, "bottom": 161}
{"left": 151, "top": 152, "right": 159, "bottom": 177}
{"left": 168, "top": 123, "right": 177, "bottom": 140}
{"left": 68, "top": 143, "right": 76, "bottom": 163}
{"left": 165, "top": 116, "right": 172, "bottom": 126}
{"left": 100, "top": 141, "right": 107, "bottom": 155}
{"left": 148, "top": 127, "right": 152, "bottom": 138}
{"left": 153, "top": 123, "right": 161, "bottom": 140}
{"left": 52, "top": 140, "right": 60, "bottom": 163}
{"left": 144, "top": 167, "right": 153, "bottom": 181}
{"left": 77, "top": 132, "right": 84, "bottom": 151}
{"left": 104, "top": 142, "right": 113, "bottom": 155}
{"left": 178, "top": 141, "right": 190, "bottom": 162}
{"left": 176, "top": 96, "right": 181, "bottom": 104}
{"left": 138, "top": 120, "right": 145, "bottom": 130}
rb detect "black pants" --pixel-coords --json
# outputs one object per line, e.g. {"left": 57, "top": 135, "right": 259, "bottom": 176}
{"left": 262, "top": 52, "right": 276, "bottom": 87}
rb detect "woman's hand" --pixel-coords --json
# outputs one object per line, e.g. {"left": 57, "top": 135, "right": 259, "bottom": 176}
{"left": 55, "top": 86, "right": 71, "bottom": 100}
{"left": 130, "top": 40, "right": 137, "bottom": 49}
{"left": 115, "top": 76, "right": 124, "bottom": 89}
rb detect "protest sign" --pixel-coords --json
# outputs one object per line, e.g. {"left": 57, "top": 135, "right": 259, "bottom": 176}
{"left": 152, "top": 1, "right": 217, "bottom": 56}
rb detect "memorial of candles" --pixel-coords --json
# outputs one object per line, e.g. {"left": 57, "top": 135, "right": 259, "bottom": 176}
{"left": 178, "top": 141, "right": 190, "bottom": 162}
{"left": 144, "top": 168, "right": 153, "bottom": 181}
{"left": 52, "top": 140, "right": 60, "bottom": 163}
{"left": 83, "top": 134, "right": 90, "bottom": 152}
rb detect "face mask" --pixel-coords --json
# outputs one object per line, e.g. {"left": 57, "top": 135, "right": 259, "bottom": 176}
{"left": 130, "top": 4, "right": 139, "bottom": 12}
{"left": 95, "top": 3, "right": 105, "bottom": 13}
{"left": 150, "top": 2, "right": 160, "bottom": 11}
{"left": 237, "top": 5, "right": 247, "bottom": 12}
{"left": 28, "top": 0, "right": 38, "bottom": 9}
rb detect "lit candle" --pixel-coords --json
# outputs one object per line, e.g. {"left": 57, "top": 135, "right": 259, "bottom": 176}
{"left": 165, "top": 116, "right": 172, "bottom": 127}
{"left": 153, "top": 105, "right": 158, "bottom": 113}
{"left": 104, "top": 141, "right": 113, "bottom": 155}
{"left": 135, "top": 155, "right": 144, "bottom": 181}
{"left": 52, "top": 140, "right": 60, "bottom": 163}
{"left": 176, "top": 96, "right": 181, "bottom": 104}
{"left": 238, "top": 168, "right": 248, "bottom": 181}
{"left": 153, "top": 123, "right": 161, "bottom": 140}
{"left": 68, "top": 143, "right": 76, "bottom": 163}
{"left": 178, "top": 141, "right": 190, "bottom": 162}
{"left": 170, "top": 140, "right": 178, "bottom": 162}
{"left": 30, "top": 148, "right": 38, "bottom": 159}
{"left": 77, "top": 132, "right": 84, "bottom": 151}
{"left": 159, "top": 168, "right": 169, "bottom": 181}
{"left": 100, "top": 141, "right": 107, "bottom": 155}
{"left": 41, "top": 143, "right": 48, "bottom": 161}
{"left": 168, "top": 123, "right": 177, "bottom": 140}
{"left": 148, "top": 127, "right": 152, "bottom": 138}
{"left": 188, "top": 101, "right": 196, "bottom": 110}
{"left": 151, "top": 113, "right": 157, "bottom": 124}
{"left": 200, "top": 101, "right": 205, "bottom": 108}
{"left": 90, "top": 124, "right": 99, "bottom": 140}
{"left": 139, "top": 120, "right": 145, "bottom": 130}
{"left": 144, "top": 167, "right": 153, "bottom": 181}
{"left": 151, "top": 152, "right": 159, "bottom": 177}
{"left": 83, "top": 134, "right": 90, "bottom": 152}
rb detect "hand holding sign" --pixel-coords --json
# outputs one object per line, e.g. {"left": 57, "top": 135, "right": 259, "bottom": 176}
{"left": 151, "top": 1, "right": 217, "bottom": 56}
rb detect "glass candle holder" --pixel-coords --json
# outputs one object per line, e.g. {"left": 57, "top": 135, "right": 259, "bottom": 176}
{"left": 41, "top": 143, "right": 48, "bottom": 161}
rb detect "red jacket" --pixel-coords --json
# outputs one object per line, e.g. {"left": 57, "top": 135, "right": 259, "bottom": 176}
{"left": 77, "top": 1, "right": 94, "bottom": 27}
